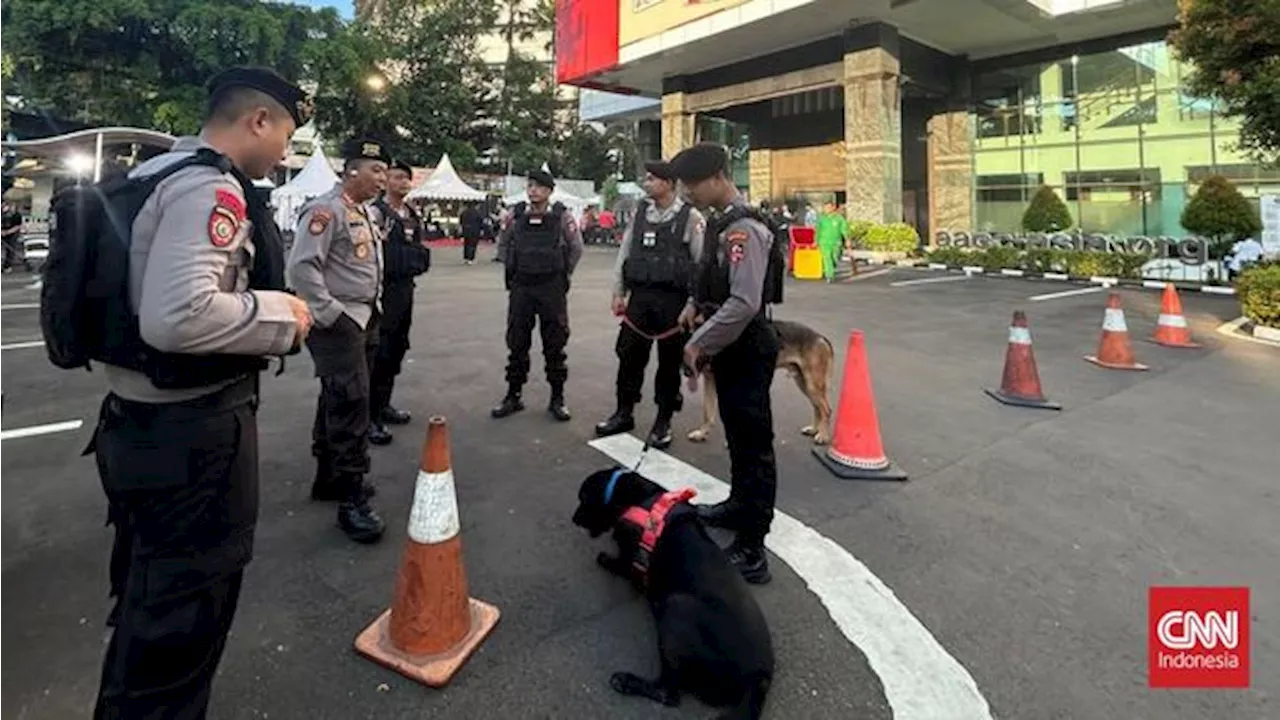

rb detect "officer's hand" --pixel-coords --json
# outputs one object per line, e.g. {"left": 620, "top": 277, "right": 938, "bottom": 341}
{"left": 287, "top": 295, "right": 314, "bottom": 341}
{"left": 677, "top": 303, "right": 697, "bottom": 330}
{"left": 611, "top": 295, "right": 627, "bottom": 316}
{"left": 683, "top": 343, "right": 703, "bottom": 375}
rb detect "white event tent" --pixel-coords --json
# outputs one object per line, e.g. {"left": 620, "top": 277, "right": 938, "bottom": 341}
{"left": 271, "top": 146, "right": 340, "bottom": 231}
{"left": 501, "top": 163, "right": 592, "bottom": 212}
{"left": 405, "top": 153, "right": 487, "bottom": 202}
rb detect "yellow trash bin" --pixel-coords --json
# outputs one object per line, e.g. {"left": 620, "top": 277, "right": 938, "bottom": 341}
{"left": 793, "top": 247, "right": 824, "bottom": 280}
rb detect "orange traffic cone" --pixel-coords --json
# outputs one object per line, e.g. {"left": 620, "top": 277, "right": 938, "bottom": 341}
{"left": 354, "top": 416, "right": 500, "bottom": 687}
{"left": 1149, "top": 283, "right": 1201, "bottom": 348}
{"left": 985, "top": 310, "right": 1061, "bottom": 410}
{"left": 1084, "top": 292, "right": 1149, "bottom": 371}
{"left": 812, "top": 330, "right": 907, "bottom": 481}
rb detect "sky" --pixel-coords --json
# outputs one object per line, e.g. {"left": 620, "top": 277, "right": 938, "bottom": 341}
{"left": 287, "top": 0, "right": 354, "bottom": 19}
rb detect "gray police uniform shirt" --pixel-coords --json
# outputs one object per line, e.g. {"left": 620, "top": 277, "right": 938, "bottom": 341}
{"left": 103, "top": 136, "right": 300, "bottom": 404}
{"left": 495, "top": 202, "right": 586, "bottom": 274}
{"left": 287, "top": 185, "right": 383, "bottom": 330}
{"left": 687, "top": 194, "right": 773, "bottom": 356}
{"left": 610, "top": 196, "right": 706, "bottom": 302}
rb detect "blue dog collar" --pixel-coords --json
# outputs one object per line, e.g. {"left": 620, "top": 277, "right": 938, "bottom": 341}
{"left": 603, "top": 467, "right": 626, "bottom": 504}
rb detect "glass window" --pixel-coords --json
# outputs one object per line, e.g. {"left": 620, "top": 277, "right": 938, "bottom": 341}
{"left": 967, "top": 38, "right": 1272, "bottom": 236}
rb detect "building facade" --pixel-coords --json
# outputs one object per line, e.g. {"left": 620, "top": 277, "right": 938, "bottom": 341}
{"left": 558, "top": 0, "right": 1277, "bottom": 241}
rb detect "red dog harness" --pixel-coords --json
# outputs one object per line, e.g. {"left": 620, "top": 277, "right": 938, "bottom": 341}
{"left": 620, "top": 487, "right": 698, "bottom": 583}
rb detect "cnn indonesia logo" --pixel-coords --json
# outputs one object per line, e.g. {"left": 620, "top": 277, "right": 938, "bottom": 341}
{"left": 1149, "top": 587, "right": 1250, "bottom": 688}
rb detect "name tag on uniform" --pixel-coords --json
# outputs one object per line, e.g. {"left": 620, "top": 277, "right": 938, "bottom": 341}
{"left": 528, "top": 216, "right": 545, "bottom": 226}
{"left": 642, "top": 231, "right": 657, "bottom": 247}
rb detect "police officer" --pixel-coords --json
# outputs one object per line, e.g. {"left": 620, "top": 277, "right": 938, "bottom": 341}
{"left": 288, "top": 137, "right": 389, "bottom": 544}
{"left": 671, "top": 142, "right": 781, "bottom": 584}
{"left": 596, "top": 160, "right": 705, "bottom": 448}
{"left": 491, "top": 169, "right": 584, "bottom": 421}
{"left": 368, "top": 159, "right": 430, "bottom": 445}
{"left": 88, "top": 67, "right": 312, "bottom": 718}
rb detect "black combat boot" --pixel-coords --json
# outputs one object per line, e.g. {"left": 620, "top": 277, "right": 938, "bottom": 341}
{"left": 491, "top": 389, "right": 525, "bottom": 418}
{"left": 337, "top": 479, "right": 385, "bottom": 544}
{"left": 548, "top": 388, "right": 572, "bottom": 422}
{"left": 595, "top": 402, "right": 635, "bottom": 437}
{"left": 695, "top": 499, "right": 743, "bottom": 530}
{"left": 725, "top": 536, "right": 772, "bottom": 585}
{"left": 646, "top": 407, "right": 675, "bottom": 449}
{"left": 367, "top": 422, "right": 393, "bottom": 446}
{"left": 380, "top": 406, "right": 411, "bottom": 425}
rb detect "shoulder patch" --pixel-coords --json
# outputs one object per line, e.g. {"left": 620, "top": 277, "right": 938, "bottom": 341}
{"left": 309, "top": 209, "right": 333, "bottom": 236}
{"left": 215, "top": 187, "right": 246, "bottom": 221}
{"left": 209, "top": 205, "right": 239, "bottom": 248}
{"left": 726, "top": 229, "right": 749, "bottom": 245}
{"left": 565, "top": 214, "right": 577, "bottom": 233}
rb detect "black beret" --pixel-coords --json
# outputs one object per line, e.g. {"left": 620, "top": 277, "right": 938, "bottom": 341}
{"left": 389, "top": 159, "right": 413, "bottom": 175}
{"left": 207, "top": 67, "right": 312, "bottom": 126}
{"left": 669, "top": 142, "right": 728, "bottom": 183}
{"left": 527, "top": 169, "right": 556, "bottom": 189}
{"left": 644, "top": 160, "right": 676, "bottom": 181}
{"left": 342, "top": 137, "right": 392, "bottom": 164}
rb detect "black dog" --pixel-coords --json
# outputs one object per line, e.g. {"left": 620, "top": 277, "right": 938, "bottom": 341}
{"left": 572, "top": 468, "right": 774, "bottom": 719}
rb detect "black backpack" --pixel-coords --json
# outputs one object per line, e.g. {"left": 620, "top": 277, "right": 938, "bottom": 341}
{"left": 41, "top": 150, "right": 231, "bottom": 372}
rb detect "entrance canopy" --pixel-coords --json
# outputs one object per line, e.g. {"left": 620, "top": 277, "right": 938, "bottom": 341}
{"left": 406, "top": 154, "right": 487, "bottom": 202}
{"left": 1, "top": 126, "right": 177, "bottom": 182}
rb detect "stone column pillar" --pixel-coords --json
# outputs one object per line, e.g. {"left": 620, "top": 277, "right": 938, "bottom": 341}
{"left": 661, "top": 92, "right": 696, "bottom": 158}
{"left": 748, "top": 149, "right": 773, "bottom": 204}
{"left": 927, "top": 110, "right": 974, "bottom": 245}
{"left": 843, "top": 47, "right": 902, "bottom": 223}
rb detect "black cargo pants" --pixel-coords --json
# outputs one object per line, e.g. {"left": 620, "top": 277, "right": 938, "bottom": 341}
{"left": 615, "top": 288, "right": 688, "bottom": 413}
{"left": 713, "top": 318, "right": 781, "bottom": 543}
{"left": 504, "top": 276, "right": 569, "bottom": 392}
{"left": 370, "top": 283, "right": 414, "bottom": 418}
{"left": 90, "top": 378, "right": 259, "bottom": 720}
{"left": 307, "top": 312, "right": 379, "bottom": 494}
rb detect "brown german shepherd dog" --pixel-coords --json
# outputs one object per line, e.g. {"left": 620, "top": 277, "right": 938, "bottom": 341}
{"left": 687, "top": 319, "right": 834, "bottom": 445}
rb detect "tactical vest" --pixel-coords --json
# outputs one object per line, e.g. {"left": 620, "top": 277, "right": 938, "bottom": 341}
{"left": 622, "top": 200, "right": 693, "bottom": 292}
{"left": 693, "top": 206, "right": 786, "bottom": 314}
{"left": 374, "top": 199, "right": 430, "bottom": 283}
{"left": 42, "top": 150, "right": 274, "bottom": 389}
{"left": 509, "top": 201, "right": 566, "bottom": 281}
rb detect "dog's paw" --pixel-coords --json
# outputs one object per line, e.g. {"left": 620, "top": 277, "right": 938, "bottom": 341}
{"left": 800, "top": 425, "right": 817, "bottom": 437}
{"left": 610, "top": 672, "right": 678, "bottom": 706}
{"left": 596, "top": 551, "right": 625, "bottom": 575}
{"left": 687, "top": 428, "right": 709, "bottom": 443}
{"left": 812, "top": 433, "right": 830, "bottom": 445}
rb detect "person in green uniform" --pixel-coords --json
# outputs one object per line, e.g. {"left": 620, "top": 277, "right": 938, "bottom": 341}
{"left": 815, "top": 201, "right": 849, "bottom": 281}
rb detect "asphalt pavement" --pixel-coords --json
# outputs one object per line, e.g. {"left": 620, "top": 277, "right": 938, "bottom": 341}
{"left": 2, "top": 248, "right": 1276, "bottom": 719}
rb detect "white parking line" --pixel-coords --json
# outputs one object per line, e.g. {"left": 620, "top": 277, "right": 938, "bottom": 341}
{"left": 889, "top": 275, "right": 969, "bottom": 288}
{"left": 846, "top": 268, "right": 893, "bottom": 282}
{"left": 1, "top": 303, "right": 40, "bottom": 310}
{"left": 589, "top": 433, "right": 994, "bottom": 720}
{"left": 2, "top": 340, "right": 44, "bottom": 351}
{"left": 1029, "top": 286, "right": 1105, "bottom": 302}
{"left": 1, "top": 419, "right": 84, "bottom": 441}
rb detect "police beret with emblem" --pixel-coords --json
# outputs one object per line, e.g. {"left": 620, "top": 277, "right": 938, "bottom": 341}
{"left": 390, "top": 159, "right": 413, "bottom": 175}
{"left": 527, "top": 169, "right": 556, "bottom": 189}
{"left": 342, "top": 137, "right": 392, "bottom": 164}
{"left": 206, "top": 66, "right": 313, "bottom": 126}
{"left": 670, "top": 142, "right": 728, "bottom": 183}
{"left": 644, "top": 160, "right": 676, "bottom": 181}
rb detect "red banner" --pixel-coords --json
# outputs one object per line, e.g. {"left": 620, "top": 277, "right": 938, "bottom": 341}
{"left": 555, "top": 0, "right": 620, "bottom": 85}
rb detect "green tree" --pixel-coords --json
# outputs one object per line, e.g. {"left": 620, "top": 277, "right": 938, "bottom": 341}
{"left": 493, "top": 50, "right": 559, "bottom": 173}
{"left": 1021, "top": 185, "right": 1073, "bottom": 232}
{"left": 559, "top": 123, "right": 614, "bottom": 185}
{"left": 1169, "top": 0, "right": 1280, "bottom": 164}
{"left": 1181, "top": 174, "right": 1263, "bottom": 257}
{"left": 1, "top": 0, "right": 344, "bottom": 134}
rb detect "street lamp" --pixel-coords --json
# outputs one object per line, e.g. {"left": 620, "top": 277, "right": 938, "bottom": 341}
{"left": 365, "top": 74, "right": 387, "bottom": 93}
{"left": 66, "top": 153, "right": 94, "bottom": 176}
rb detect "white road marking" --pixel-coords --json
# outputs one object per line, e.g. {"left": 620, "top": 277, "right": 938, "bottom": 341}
{"left": 1029, "top": 286, "right": 1104, "bottom": 302}
{"left": 890, "top": 275, "right": 969, "bottom": 288}
{"left": 846, "top": 268, "right": 893, "bottom": 282}
{"left": 589, "top": 433, "right": 995, "bottom": 720}
{"left": 1, "top": 419, "right": 84, "bottom": 441}
{"left": 1, "top": 303, "right": 39, "bottom": 310}
{"left": 1043, "top": 273, "right": 1069, "bottom": 281}
{"left": 2, "top": 340, "right": 44, "bottom": 351}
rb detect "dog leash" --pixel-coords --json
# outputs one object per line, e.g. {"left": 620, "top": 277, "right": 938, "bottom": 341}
{"left": 619, "top": 314, "right": 684, "bottom": 342}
